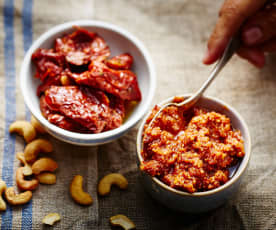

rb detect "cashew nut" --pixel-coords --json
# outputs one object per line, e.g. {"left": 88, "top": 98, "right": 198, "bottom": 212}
{"left": 110, "top": 215, "right": 136, "bottom": 230}
{"left": 5, "top": 187, "right": 32, "bottom": 205}
{"left": 37, "top": 173, "right": 56, "bottom": 185}
{"left": 98, "top": 173, "right": 128, "bottom": 196}
{"left": 70, "top": 175, "right": 93, "bottom": 206}
{"left": 42, "top": 213, "right": 61, "bottom": 225}
{"left": 24, "top": 139, "right": 53, "bottom": 163}
{"left": 31, "top": 116, "right": 46, "bottom": 134}
{"left": 16, "top": 167, "right": 39, "bottom": 191}
{"left": 0, "top": 180, "right": 7, "bottom": 211}
{"left": 32, "top": 158, "right": 58, "bottom": 175}
{"left": 16, "top": 152, "right": 33, "bottom": 176}
{"left": 9, "top": 121, "right": 36, "bottom": 143}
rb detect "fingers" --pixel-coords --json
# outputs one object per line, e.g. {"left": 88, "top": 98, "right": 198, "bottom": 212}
{"left": 260, "top": 38, "right": 276, "bottom": 52}
{"left": 236, "top": 39, "right": 276, "bottom": 68}
{"left": 203, "top": 0, "right": 266, "bottom": 65}
{"left": 239, "top": 5, "right": 276, "bottom": 68}
{"left": 237, "top": 46, "right": 265, "bottom": 68}
{"left": 242, "top": 6, "right": 276, "bottom": 46}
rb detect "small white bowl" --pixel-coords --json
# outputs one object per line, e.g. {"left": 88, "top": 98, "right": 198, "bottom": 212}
{"left": 136, "top": 95, "right": 251, "bottom": 213}
{"left": 20, "top": 20, "right": 156, "bottom": 146}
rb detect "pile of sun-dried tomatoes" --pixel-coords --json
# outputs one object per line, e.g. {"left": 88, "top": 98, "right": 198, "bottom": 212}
{"left": 32, "top": 27, "right": 141, "bottom": 133}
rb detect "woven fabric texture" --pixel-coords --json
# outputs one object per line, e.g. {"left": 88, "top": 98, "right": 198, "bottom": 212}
{"left": 0, "top": 0, "right": 275, "bottom": 229}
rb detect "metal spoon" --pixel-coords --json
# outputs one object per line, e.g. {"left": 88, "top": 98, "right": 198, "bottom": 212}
{"left": 148, "top": 36, "right": 240, "bottom": 128}
{"left": 143, "top": 37, "right": 241, "bottom": 178}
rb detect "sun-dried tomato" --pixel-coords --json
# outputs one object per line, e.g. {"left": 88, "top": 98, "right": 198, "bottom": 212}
{"left": 109, "top": 95, "right": 125, "bottom": 116}
{"left": 55, "top": 28, "right": 110, "bottom": 66}
{"left": 32, "top": 48, "right": 64, "bottom": 81}
{"left": 40, "top": 94, "right": 89, "bottom": 132}
{"left": 37, "top": 75, "right": 61, "bottom": 96}
{"left": 69, "top": 61, "right": 141, "bottom": 101}
{"left": 47, "top": 113, "right": 89, "bottom": 133}
{"left": 40, "top": 95, "right": 51, "bottom": 118}
{"left": 33, "top": 28, "right": 141, "bottom": 134}
{"left": 104, "top": 95, "right": 125, "bottom": 131}
{"left": 89, "top": 36, "right": 111, "bottom": 62}
{"left": 45, "top": 86, "right": 114, "bottom": 133}
{"left": 105, "top": 53, "right": 133, "bottom": 70}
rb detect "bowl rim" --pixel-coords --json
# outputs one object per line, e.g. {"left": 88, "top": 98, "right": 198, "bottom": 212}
{"left": 136, "top": 94, "right": 251, "bottom": 197}
{"left": 20, "top": 20, "right": 156, "bottom": 142}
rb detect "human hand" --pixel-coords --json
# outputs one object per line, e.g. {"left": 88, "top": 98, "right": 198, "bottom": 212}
{"left": 203, "top": 0, "right": 276, "bottom": 68}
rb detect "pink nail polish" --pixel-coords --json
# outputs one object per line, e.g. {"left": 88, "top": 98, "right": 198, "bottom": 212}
{"left": 242, "top": 27, "right": 263, "bottom": 46}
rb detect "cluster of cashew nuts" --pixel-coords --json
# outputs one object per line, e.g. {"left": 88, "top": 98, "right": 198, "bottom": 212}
{"left": 70, "top": 173, "right": 128, "bottom": 206}
{"left": 7, "top": 117, "right": 135, "bottom": 229}
{"left": 0, "top": 117, "right": 58, "bottom": 211}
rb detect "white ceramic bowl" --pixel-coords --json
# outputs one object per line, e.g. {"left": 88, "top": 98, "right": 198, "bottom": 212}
{"left": 20, "top": 20, "right": 156, "bottom": 146}
{"left": 136, "top": 95, "right": 251, "bottom": 213}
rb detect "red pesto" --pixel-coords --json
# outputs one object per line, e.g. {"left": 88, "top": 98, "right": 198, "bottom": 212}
{"left": 32, "top": 27, "right": 141, "bottom": 133}
{"left": 141, "top": 97, "right": 245, "bottom": 193}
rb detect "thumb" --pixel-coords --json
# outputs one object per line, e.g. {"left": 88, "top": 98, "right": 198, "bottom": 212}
{"left": 242, "top": 6, "right": 276, "bottom": 46}
{"left": 203, "top": 0, "right": 266, "bottom": 65}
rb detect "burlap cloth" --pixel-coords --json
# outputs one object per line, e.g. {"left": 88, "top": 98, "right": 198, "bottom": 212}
{"left": 0, "top": 0, "right": 275, "bottom": 229}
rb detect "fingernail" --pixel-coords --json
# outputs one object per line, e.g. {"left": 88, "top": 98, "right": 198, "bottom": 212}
{"left": 242, "top": 27, "right": 263, "bottom": 46}
{"left": 203, "top": 48, "right": 210, "bottom": 64}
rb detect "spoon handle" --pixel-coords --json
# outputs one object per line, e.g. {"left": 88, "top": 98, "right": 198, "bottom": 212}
{"left": 147, "top": 37, "right": 240, "bottom": 129}
{"left": 198, "top": 36, "right": 240, "bottom": 95}
{"left": 179, "top": 36, "right": 240, "bottom": 109}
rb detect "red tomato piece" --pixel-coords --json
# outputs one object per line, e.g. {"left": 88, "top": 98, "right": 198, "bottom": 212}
{"left": 104, "top": 95, "right": 125, "bottom": 131}
{"left": 40, "top": 95, "right": 52, "bottom": 118}
{"left": 69, "top": 61, "right": 141, "bottom": 101}
{"left": 37, "top": 75, "right": 61, "bottom": 96}
{"left": 32, "top": 48, "right": 64, "bottom": 81}
{"left": 47, "top": 114, "right": 89, "bottom": 133}
{"left": 55, "top": 28, "right": 110, "bottom": 66}
{"left": 40, "top": 95, "right": 89, "bottom": 133}
{"left": 45, "top": 86, "right": 112, "bottom": 133}
{"left": 109, "top": 95, "right": 125, "bottom": 116}
{"left": 90, "top": 36, "right": 111, "bottom": 62}
{"left": 105, "top": 53, "right": 133, "bottom": 70}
